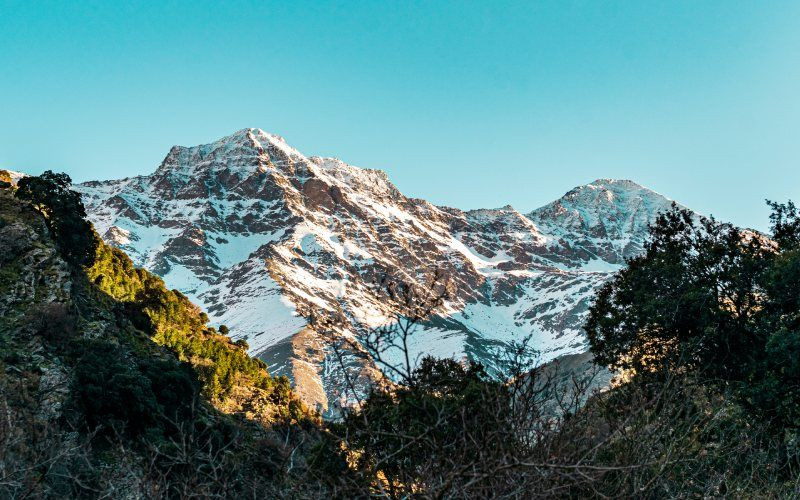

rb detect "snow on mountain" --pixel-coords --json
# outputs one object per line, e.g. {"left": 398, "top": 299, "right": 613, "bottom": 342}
{"left": 76, "top": 128, "right": 680, "bottom": 415}
{"left": 528, "top": 179, "right": 677, "bottom": 267}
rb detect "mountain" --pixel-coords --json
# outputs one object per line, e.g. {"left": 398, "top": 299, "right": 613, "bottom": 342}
{"left": 76, "top": 128, "right": 678, "bottom": 415}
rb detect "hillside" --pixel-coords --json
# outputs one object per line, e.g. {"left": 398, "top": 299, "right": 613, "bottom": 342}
{"left": 75, "top": 128, "right": 673, "bottom": 413}
{"left": 0, "top": 176, "right": 337, "bottom": 497}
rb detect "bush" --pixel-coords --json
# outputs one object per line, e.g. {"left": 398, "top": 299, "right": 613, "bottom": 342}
{"left": 343, "top": 357, "right": 515, "bottom": 492}
{"left": 72, "top": 340, "right": 159, "bottom": 439}
{"left": 138, "top": 357, "right": 201, "bottom": 424}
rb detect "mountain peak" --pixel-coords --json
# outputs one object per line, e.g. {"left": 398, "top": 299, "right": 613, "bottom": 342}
{"left": 556, "top": 178, "right": 670, "bottom": 208}
{"left": 213, "top": 128, "right": 293, "bottom": 151}
{"left": 153, "top": 128, "right": 305, "bottom": 178}
{"left": 163, "top": 128, "right": 296, "bottom": 155}
{"left": 588, "top": 178, "right": 642, "bottom": 187}
{"left": 527, "top": 178, "right": 678, "bottom": 265}
{"left": 575, "top": 178, "right": 651, "bottom": 195}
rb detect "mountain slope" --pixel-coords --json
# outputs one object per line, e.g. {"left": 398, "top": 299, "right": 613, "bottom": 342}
{"left": 0, "top": 182, "right": 334, "bottom": 497}
{"left": 76, "top": 129, "right": 680, "bottom": 414}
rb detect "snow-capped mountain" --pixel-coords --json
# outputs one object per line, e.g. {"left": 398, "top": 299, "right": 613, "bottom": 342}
{"left": 76, "top": 128, "right": 679, "bottom": 414}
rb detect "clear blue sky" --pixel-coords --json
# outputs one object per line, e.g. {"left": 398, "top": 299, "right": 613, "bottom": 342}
{"left": 2, "top": 1, "right": 799, "bottom": 231}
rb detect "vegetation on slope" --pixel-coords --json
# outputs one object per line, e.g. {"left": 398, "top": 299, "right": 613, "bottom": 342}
{"left": 0, "top": 172, "right": 342, "bottom": 498}
{"left": 87, "top": 235, "right": 303, "bottom": 419}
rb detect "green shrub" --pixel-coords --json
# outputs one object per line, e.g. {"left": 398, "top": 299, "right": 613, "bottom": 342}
{"left": 138, "top": 357, "right": 201, "bottom": 423}
{"left": 72, "top": 340, "right": 160, "bottom": 439}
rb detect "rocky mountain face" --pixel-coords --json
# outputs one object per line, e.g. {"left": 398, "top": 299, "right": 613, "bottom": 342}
{"left": 76, "top": 128, "right": 678, "bottom": 415}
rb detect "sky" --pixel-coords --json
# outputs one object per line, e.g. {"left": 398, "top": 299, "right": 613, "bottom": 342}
{"left": 2, "top": 1, "right": 799, "bottom": 231}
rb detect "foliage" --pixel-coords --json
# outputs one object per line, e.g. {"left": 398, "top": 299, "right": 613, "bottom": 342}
{"left": 87, "top": 239, "right": 306, "bottom": 420}
{"left": 14, "top": 170, "right": 97, "bottom": 267}
{"left": 71, "top": 340, "right": 162, "bottom": 439}
{"left": 138, "top": 356, "right": 202, "bottom": 423}
{"left": 768, "top": 199, "right": 800, "bottom": 249}
{"left": 586, "top": 202, "right": 800, "bottom": 431}
{"left": 70, "top": 339, "right": 205, "bottom": 443}
{"left": 344, "top": 357, "right": 512, "bottom": 489}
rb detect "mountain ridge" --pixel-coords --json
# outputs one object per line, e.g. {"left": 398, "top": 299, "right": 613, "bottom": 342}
{"left": 71, "top": 129, "right": 676, "bottom": 415}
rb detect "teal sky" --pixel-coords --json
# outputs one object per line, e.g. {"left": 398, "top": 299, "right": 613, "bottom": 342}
{"left": 2, "top": 1, "right": 799, "bottom": 231}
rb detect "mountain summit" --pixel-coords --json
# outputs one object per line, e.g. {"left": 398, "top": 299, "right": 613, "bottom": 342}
{"left": 529, "top": 178, "right": 678, "bottom": 267}
{"left": 77, "top": 130, "right": 678, "bottom": 415}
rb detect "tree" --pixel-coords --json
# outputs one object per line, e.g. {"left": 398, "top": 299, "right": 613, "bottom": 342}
{"left": 586, "top": 202, "right": 800, "bottom": 431}
{"left": 15, "top": 170, "right": 97, "bottom": 267}
{"left": 767, "top": 199, "right": 800, "bottom": 250}
{"left": 745, "top": 205, "right": 800, "bottom": 430}
{"left": 585, "top": 204, "right": 770, "bottom": 380}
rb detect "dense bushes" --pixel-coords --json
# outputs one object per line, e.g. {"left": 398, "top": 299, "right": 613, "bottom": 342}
{"left": 139, "top": 356, "right": 203, "bottom": 423}
{"left": 72, "top": 340, "right": 162, "bottom": 439}
{"left": 586, "top": 203, "right": 800, "bottom": 431}
{"left": 87, "top": 232, "right": 305, "bottom": 420}
{"left": 344, "top": 358, "right": 513, "bottom": 490}
{"left": 70, "top": 339, "right": 201, "bottom": 440}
